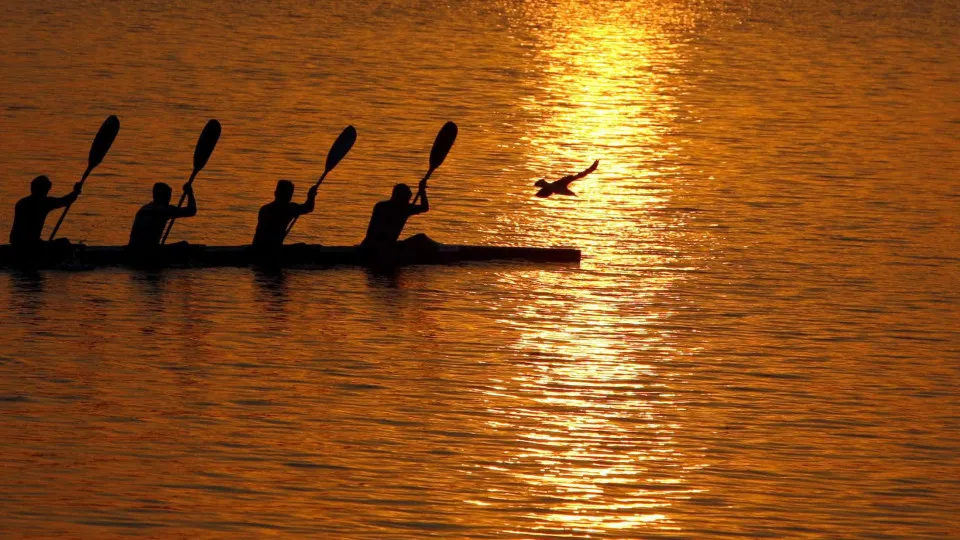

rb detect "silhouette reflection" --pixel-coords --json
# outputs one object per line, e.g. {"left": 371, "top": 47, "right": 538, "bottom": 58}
{"left": 9, "top": 270, "right": 46, "bottom": 318}
{"left": 129, "top": 270, "right": 166, "bottom": 337}
{"left": 253, "top": 267, "right": 290, "bottom": 315}
{"left": 364, "top": 267, "right": 405, "bottom": 289}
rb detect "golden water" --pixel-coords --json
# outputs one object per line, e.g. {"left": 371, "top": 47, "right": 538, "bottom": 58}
{"left": 1, "top": 0, "right": 958, "bottom": 537}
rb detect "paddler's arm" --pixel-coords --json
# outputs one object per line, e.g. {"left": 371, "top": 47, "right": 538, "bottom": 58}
{"left": 411, "top": 178, "right": 429, "bottom": 215}
{"left": 176, "top": 183, "right": 197, "bottom": 218}
{"left": 296, "top": 184, "right": 319, "bottom": 216}
{"left": 49, "top": 182, "right": 83, "bottom": 209}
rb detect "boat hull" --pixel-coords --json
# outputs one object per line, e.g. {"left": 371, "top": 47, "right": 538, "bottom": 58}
{"left": 0, "top": 244, "right": 581, "bottom": 270}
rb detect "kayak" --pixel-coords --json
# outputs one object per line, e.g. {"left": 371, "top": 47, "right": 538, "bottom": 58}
{"left": 0, "top": 243, "right": 581, "bottom": 270}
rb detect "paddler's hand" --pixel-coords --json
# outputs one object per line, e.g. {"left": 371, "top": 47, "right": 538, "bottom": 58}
{"left": 308, "top": 184, "right": 319, "bottom": 198}
{"left": 182, "top": 183, "right": 193, "bottom": 196}
{"left": 72, "top": 182, "right": 83, "bottom": 194}
{"left": 418, "top": 178, "right": 428, "bottom": 191}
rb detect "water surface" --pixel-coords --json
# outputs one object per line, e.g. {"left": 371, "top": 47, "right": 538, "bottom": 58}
{"left": 1, "top": 0, "right": 958, "bottom": 537}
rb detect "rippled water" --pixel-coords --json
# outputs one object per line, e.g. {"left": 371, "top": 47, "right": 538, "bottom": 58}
{"left": 1, "top": 0, "right": 958, "bottom": 537}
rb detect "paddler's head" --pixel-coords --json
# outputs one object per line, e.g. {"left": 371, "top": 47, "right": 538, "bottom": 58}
{"left": 153, "top": 182, "right": 173, "bottom": 205}
{"left": 391, "top": 183, "right": 412, "bottom": 203}
{"left": 275, "top": 180, "right": 295, "bottom": 203}
{"left": 534, "top": 178, "right": 549, "bottom": 188}
{"left": 30, "top": 175, "right": 52, "bottom": 196}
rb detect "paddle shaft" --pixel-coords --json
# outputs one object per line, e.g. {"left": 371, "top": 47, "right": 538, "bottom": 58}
{"left": 159, "top": 170, "right": 198, "bottom": 245}
{"left": 282, "top": 172, "right": 329, "bottom": 240}
{"left": 48, "top": 167, "right": 93, "bottom": 241}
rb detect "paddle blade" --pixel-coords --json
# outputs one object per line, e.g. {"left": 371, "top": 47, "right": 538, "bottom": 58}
{"left": 87, "top": 115, "right": 120, "bottom": 170}
{"left": 429, "top": 121, "right": 458, "bottom": 171}
{"left": 193, "top": 119, "right": 222, "bottom": 173}
{"left": 324, "top": 125, "right": 357, "bottom": 173}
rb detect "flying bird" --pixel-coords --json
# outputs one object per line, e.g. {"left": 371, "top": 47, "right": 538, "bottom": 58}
{"left": 534, "top": 160, "right": 600, "bottom": 198}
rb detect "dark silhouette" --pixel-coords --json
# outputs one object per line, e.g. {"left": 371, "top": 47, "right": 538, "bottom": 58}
{"left": 253, "top": 180, "right": 318, "bottom": 251}
{"left": 160, "top": 119, "right": 221, "bottom": 245}
{"left": 9, "top": 175, "right": 81, "bottom": 249}
{"left": 283, "top": 125, "right": 357, "bottom": 241}
{"left": 49, "top": 115, "right": 121, "bottom": 241}
{"left": 357, "top": 121, "right": 455, "bottom": 269}
{"left": 128, "top": 182, "right": 196, "bottom": 249}
{"left": 360, "top": 180, "right": 436, "bottom": 252}
{"left": 534, "top": 159, "right": 600, "bottom": 197}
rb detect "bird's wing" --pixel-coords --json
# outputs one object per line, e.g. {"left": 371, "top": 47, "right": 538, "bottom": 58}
{"left": 555, "top": 159, "right": 600, "bottom": 188}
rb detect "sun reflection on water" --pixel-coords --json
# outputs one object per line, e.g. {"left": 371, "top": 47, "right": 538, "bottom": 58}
{"left": 487, "top": 295, "right": 695, "bottom": 534}
{"left": 480, "top": 4, "right": 698, "bottom": 535}
{"left": 496, "top": 3, "right": 686, "bottom": 271}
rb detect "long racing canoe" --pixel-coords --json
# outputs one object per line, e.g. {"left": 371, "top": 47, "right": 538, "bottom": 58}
{"left": 0, "top": 243, "right": 581, "bottom": 270}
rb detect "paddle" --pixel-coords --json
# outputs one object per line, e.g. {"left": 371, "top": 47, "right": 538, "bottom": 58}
{"left": 160, "top": 119, "right": 222, "bottom": 245}
{"left": 48, "top": 115, "right": 121, "bottom": 241}
{"left": 283, "top": 125, "right": 358, "bottom": 240}
{"left": 412, "top": 121, "right": 458, "bottom": 205}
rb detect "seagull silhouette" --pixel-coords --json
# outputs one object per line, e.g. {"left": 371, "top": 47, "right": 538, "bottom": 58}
{"left": 534, "top": 160, "right": 599, "bottom": 198}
